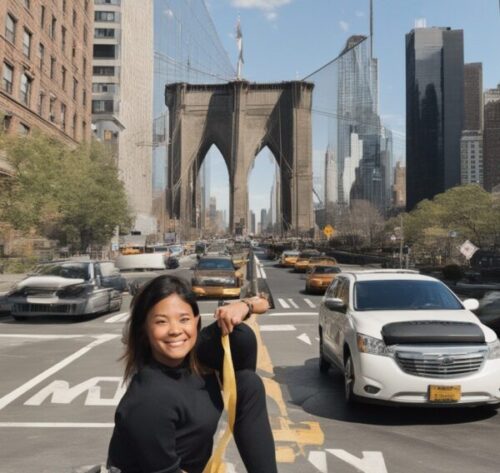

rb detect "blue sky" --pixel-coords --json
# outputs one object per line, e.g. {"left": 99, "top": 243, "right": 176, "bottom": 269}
{"left": 202, "top": 0, "right": 500, "bottom": 219}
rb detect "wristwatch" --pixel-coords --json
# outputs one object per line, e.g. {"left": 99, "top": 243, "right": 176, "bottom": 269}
{"left": 241, "top": 299, "right": 254, "bottom": 320}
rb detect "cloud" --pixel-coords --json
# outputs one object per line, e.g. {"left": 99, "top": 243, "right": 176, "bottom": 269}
{"left": 339, "top": 20, "right": 349, "bottom": 32}
{"left": 231, "top": 0, "right": 292, "bottom": 20}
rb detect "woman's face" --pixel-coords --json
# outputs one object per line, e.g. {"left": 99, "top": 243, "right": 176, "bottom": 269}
{"left": 146, "top": 293, "right": 199, "bottom": 368}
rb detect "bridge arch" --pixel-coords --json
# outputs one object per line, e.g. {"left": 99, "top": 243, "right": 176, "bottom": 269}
{"left": 166, "top": 80, "right": 314, "bottom": 239}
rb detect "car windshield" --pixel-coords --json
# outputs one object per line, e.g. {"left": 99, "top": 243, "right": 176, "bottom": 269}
{"left": 35, "top": 263, "right": 91, "bottom": 280}
{"left": 313, "top": 266, "right": 341, "bottom": 274}
{"left": 197, "top": 259, "right": 234, "bottom": 270}
{"left": 300, "top": 250, "right": 320, "bottom": 257}
{"left": 354, "top": 280, "right": 463, "bottom": 311}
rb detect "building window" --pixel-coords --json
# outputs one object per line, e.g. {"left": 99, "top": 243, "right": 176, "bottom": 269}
{"left": 62, "top": 0, "right": 67, "bottom": 13}
{"left": 50, "top": 16, "right": 56, "bottom": 40}
{"left": 73, "top": 78, "right": 78, "bottom": 100}
{"left": 95, "top": 28, "right": 115, "bottom": 38}
{"left": 37, "top": 91, "right": 45, "bottom": 116}
{"left": 82, "top": 120, "right": 87, "bottom": 138}
{"left": 93, "top": 66, "right": 115, "bottom": 76}
{"left": 60, "top": 103, "right": 66, "bottom": 130}
{"left": 93, "top": 44, "right": 116, "bottom": 59}
{"left": 61, "top": 66, "right": 66, "bottom": 90}
{"left": 23, "top": 29, "right": 32, "bottom": 58}
{"left": 20, "top": 73, "right": 32, "bottom": 106}
{"left": 92, "top": 83, "right": 116, "bottom": 93}
{"left": 95, "top": 11, "right": 116, "bottom": 22}
{"left": 72, "top": 113, "right": 77, "bottom": 138}
{"left": 61, "top": 26, "right": 66, "bottom": 53}
{"left": 72, "top": 42, "right": 76, "bottom": 62}
{"left": 104, "top": 129, "right": 114, "bottom": 141}
{"left": 84, "top": 0, "right": 89, "bottom": 12}
{"left": 72, "top": 9, "right": 77, "bottom": 27}
{"left": 95, "top": 0, "right": 121, "bottom": 4}
{"left": 38, "top": 43, "right": 45, "bottom": 69}
{"left": 2, "top": 63, "right": 14, "bottom": 94}
{"left": 5, "top": 14, "right": 16, "bottom": 44}
{"left": 19, "top": 123, "right": 30, "bottom": 135}
{"left": 83, "top": 27, "right": 88, "bottom": 45}
{"left": 40, "top": 5, "right": 45, "bottom": 28}
{"left": 82, "top": 90, "right": 87, "bottom": 106}
{"left": 83, "top": 56, "right": 87, "bottom": 77}
{"left": 92, "top": 100, "right": 114, "bottom": 113}
{"left": 49, "top": 97, "right": 56, "bottom": 122}
{"left": 50, "top": 57, "right": 56, "bottom": 79}
{"left": 23, "top": 0, "right": 30, "bottom": 9}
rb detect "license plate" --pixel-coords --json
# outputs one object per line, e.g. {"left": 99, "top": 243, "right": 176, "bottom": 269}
{"left": 428, "top": 385, "right": 461, "bottom": 402}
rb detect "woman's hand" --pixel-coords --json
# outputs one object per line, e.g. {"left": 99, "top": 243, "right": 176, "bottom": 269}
{"left": 214, "top": 295, "right": 270, "bottom": 335}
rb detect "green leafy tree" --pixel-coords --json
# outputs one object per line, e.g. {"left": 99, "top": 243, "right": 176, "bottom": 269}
{"left": 0, "top": 132, "right": 131, "bottom": 251}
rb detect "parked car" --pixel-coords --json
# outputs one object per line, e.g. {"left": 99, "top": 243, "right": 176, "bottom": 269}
{"left": 294, "top": 249, "right": 322, "bottom": 272}
{"left": 192, "top": 256, "right": 243, "bottom": 298}
{"left": 6, "top": 260, "right": 123, "bottom": 320}
{"left": 475, "top": 291, "right": 500, "bottom": 332}
{"left": 280, "top": 250, "right": 300, "bottom": 268}
{"left": 318, "top": 269, "right": 500, "bottom": 407}
{"left": 305, "top": 256, "right": 337, "bottom": 272}
{"left": 305, "top": 265, "right": 341, "bottom": 294}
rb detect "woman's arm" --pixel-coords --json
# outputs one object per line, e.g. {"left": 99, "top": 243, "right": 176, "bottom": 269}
{"left": 214, "top": 294, "right": 270, "bottom": 335}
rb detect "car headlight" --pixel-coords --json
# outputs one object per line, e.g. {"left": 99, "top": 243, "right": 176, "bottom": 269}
{"left": 487, "top": 338, "right": 500, "bottom": 359}
{"left": 356, "top": 333, "right": 393, "bottom": 357}
{"left": 57, "top": 284, "right": 87, "bottom": 298}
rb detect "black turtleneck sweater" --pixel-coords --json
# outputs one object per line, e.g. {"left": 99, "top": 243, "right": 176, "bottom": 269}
{"left": 107, "top": 322, "right": 257, "bottom": 473}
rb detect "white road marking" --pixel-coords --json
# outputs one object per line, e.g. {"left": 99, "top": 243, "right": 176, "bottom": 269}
{"left": 277, "top": 298, "right": 290, "bottom": 309}
{"left": 269, "top": 311, "right": 317, "bottom": 316}
{"left": 327, "top": 449, "right": 388, "bottom": 473}
{"left": 297, "top": 333, "right": 312, "bottom": 345}
{"left": 255, "top": 262, "right": 262, "bottom": 278}
{"left": 25, "top": 377, "right": 126, "bottom": 406}
{"left": 0, "top": 334, "right": 118, "bottom": 411}
{"left": 0, "top": 422, "right": 114, "bottom": 428}
{"left": 287, "top": 298, "right": 299, "bottom": 308}
{"left": 308, "top": 451, "right": 327, "bottom": 473}
{"left": 304, "top": 298, "right": 317, "bottom": 308}
{"left": 260, "top": 325, "right": 296, "bottom": 332}
{"left": 0, "top": 334, "right": 82, "bottom": 339}
{"left": 105, "top": 312, "right": 129, "bottom": 323}
{"left": 255, "top": 256, "right": 267, "bottom": 279}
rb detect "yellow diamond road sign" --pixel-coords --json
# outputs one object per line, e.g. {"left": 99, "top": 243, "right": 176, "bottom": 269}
{"left": 323, "top": 225, "right": 334, "bottom": 238}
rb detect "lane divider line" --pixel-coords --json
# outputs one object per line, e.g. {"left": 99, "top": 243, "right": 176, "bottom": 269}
{"left": 260, "top": 325, "right": 296, "bottom": 332}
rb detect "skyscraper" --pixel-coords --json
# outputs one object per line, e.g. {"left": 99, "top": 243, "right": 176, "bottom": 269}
{"left": 406, "top": 27, "right": 464, "bottom": 210}
{"left": 483, "top": 85, "right": 500, "bottom": 191}
{"left": 460, "top": 63, "right": 483, "bottom": 186}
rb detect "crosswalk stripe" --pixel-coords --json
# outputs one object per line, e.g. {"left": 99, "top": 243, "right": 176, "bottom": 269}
{"left": 269, "top": 312, "right": 316, "bottom": 316}
{"left": 105, "top": 312, "right": 129, "bottom": 323}
{"left": 277, "top": 298, "right": 290, "bottom": 309}
{"left": 304, "top": 298, "right": 316, "bottom": 308}
{"left": 260, "top": 325, "right": 296, "bottom": 332}
{"left": 287, "top": 298, "right": 299, "bottom": 309}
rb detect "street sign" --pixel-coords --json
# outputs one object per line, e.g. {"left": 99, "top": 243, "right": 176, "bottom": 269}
{"left": 323, "top": 225, "right": 335, "bottom": 238}
{"left": 459, "top": 240, "right": 479, "bottom": 260}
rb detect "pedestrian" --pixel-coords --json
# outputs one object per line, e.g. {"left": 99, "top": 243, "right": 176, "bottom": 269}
{"left": 107, "top": 274, "right": 277, "bottom": 473}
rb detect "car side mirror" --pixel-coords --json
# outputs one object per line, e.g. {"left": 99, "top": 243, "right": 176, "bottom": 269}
{"left": 463, "top": 298, "right": 479, "bottom": 311}
{"left": 324, "top": 297, "right": 346, "bottom": 311}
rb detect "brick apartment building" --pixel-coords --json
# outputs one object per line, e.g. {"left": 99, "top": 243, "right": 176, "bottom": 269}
{"left": 0, "top": 0, "right": 94, "bottom": 151}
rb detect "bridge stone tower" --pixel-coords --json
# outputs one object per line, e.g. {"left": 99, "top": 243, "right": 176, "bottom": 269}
{"left": 165, "top": 80, "right": 314, "bottom": 240}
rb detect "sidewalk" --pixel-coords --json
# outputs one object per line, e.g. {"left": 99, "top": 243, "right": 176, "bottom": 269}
{"left": 0, "top": 273, "right": 26, "bottom": 293}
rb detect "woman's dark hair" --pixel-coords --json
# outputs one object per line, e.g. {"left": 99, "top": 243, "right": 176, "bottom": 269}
{"left": 122, "top": 274, "right": 201, "bottom": 381}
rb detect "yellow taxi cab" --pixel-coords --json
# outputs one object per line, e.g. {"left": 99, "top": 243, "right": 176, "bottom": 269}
{"left": 192, "top": 256, "right": 243, "bottom": 298}
{"left": 305, "top": 256, "right": 337, "bottom": 272}
{"left": 294, "top": 249, "right": 322, "bottom": 272}
{"left": 305, "top": 265, "right": 341, "bottom": 294}
{"left": 280, "top": 250, "right": 300, "bottom": 267}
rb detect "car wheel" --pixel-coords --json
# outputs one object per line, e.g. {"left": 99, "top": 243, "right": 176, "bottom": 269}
{"left": 319, "top": 333, "right": 331, "bottom": 374}
{"left": 344, "top": 354, "right": 357, "bottom": 404}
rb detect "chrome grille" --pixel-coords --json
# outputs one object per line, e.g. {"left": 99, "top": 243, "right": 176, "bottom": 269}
{"left": 395, "top": 346, "right": 487, "bottom": 378}
{"left": 13, "top": 303, "right": 75, "bottom": 314}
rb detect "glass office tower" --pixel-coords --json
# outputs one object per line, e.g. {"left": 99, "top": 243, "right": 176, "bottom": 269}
{"left": 406, "top": 27, "right": 464, "bottom": 211}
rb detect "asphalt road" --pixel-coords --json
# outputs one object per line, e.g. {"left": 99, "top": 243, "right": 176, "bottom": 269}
{"left": 0, "top": 251, "right": 499, "bottom": 472}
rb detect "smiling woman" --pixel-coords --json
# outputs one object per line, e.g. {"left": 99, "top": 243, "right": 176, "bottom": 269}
{"left": 107, "top": 275, "right": 277, "bottom": 473}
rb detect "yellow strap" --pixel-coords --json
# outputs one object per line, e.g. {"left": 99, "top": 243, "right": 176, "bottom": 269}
{"left": 202, "top": 334, "right": 237, "bottom": 473}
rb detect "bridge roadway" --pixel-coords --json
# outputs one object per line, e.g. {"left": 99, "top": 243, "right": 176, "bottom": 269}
{"left": 0, "top": 251, "right": 498, "bottom": 472}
